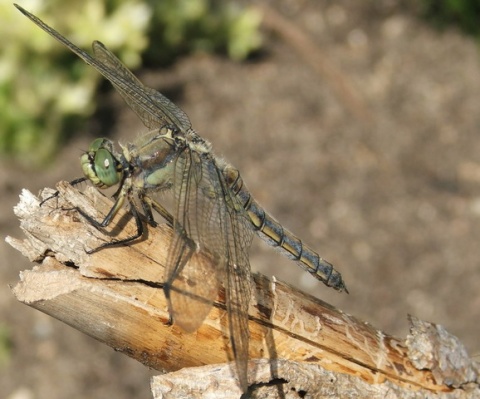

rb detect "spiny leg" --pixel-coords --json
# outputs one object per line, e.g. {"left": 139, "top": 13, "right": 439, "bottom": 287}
{"left": 39, "top": 177, "right": 88, "bottom": 206}
{"left": 74, "top": 186, "right": 145, "bottom": 253}
{"left": 81, "top": 202, "right": 145, "bottom": 254}
{"left": 82, "top": 193, "right": 175, "bottom": 253}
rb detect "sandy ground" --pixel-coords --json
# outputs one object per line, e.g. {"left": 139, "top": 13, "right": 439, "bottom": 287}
{"left": 1, "top": 1, "right": 479, "bottom": 398}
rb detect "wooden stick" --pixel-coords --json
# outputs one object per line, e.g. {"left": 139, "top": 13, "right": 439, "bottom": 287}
{"left": 7, "top": 182, "right": 479, "bottom": 397}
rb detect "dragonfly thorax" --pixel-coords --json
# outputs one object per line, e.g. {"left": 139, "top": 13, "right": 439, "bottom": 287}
{"left": 81, "top": 137, "right": 122, "bottom": 189}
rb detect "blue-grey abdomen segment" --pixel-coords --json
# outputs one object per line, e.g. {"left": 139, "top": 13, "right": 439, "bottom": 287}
{"left": 222, "top": 164, "right": 347, "bottom": 293}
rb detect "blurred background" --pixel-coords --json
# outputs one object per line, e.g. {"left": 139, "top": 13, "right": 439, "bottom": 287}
{"left": 1, "top": 0, "right": 480, "bottom": 397}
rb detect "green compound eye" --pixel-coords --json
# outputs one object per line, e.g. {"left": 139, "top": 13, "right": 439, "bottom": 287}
{"left": 81, "top": 138, "right": 120, "bottom": 188}
{"left": 89, "top": 137, "right": 106, "bottom": 152}
{"left": 94, "top": 148, "right": 120, "bottom": 187}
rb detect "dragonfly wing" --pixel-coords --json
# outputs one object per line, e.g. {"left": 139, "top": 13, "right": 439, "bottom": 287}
{"left": 14, "top": 6, "right": 192, "bottom": 132}
{"left": 92, "top": 41, "right": 193, "bottom": 132}
{"left": 165, "top": 149, "right": 225, "bottom": 332}
{"left": 165, "top": 148, "right": 254, "bottom": 393}
{"left": 222, "top": 184, "right": 254, "bottom": 392}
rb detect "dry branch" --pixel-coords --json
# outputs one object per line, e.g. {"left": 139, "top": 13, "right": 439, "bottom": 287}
{"left": 7, "top": 182, "right": 479, "bottom": 398}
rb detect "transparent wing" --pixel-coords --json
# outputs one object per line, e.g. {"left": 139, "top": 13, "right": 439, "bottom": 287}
{"left": 165, "top": 149, "right": 253, "bottom": 390}
{"left": 222, "top": 188, "right": 254, "bottom": 392}
{"left": 164, "top": 150, "right": 224, "bottom": 332}
{"left": 92, "top": 42, "right": 192, "bottom": 131}
{"left": 16, "top": 5, "right": 192, "bottom": 132}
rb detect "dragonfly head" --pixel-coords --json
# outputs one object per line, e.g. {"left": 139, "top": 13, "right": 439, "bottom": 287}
{"left": 81, "top": 138, "right": 122, "bottom": 189}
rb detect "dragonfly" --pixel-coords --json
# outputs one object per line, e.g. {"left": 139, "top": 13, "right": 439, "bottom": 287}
{"left": 16, "top": 4, "right": 347, "bottom": 392}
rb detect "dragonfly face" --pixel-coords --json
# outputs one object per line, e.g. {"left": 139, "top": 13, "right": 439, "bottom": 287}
{"left": 81, "top": 138, "right": 122, "bottom": 189}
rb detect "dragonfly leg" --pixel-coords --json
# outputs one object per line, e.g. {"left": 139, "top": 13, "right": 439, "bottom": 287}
{"left": 39, "top": 177, "right": 88, "bottom": 206}
{"left": 138, "top": 194, "right": 158, "bottom": 227}
{"left": 83, "top": 202, "right": 145, "bottom": 254}
{"left": 73, "top": 186, "right": 146, "bottom": 253}
{"left": 76, "top": 183, "right": 128, "bottom": 230}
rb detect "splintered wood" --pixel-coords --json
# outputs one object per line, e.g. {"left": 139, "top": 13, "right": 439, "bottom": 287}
{"left": 7, "top": 182, "right": 479, "bottom": 398}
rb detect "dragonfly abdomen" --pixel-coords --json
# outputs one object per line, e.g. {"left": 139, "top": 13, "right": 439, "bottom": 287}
{"left": 223, "top": 164, "right": 347, "bottom": 293}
